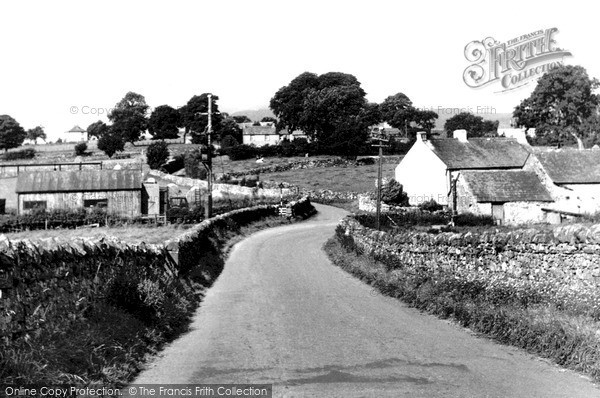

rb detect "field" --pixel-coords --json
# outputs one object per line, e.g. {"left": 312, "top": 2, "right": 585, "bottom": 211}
{"left": 4, "top": 224, "right": 194, "bottom": 244}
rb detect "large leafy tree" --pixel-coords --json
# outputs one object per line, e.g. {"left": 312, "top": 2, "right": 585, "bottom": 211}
{"left": 26, "top": 126, "right": 46, "bottom": 144}
{"left": 97, "top": 126, "right": 125, "bottom": 158}
{"left": 270, "top": 71, "right": 377, "bottom": 155}
{"left": 87, "top": 120, "right": 109, "bottom": 139}
{"left": 0, "top": 115, "right": 26, "bottom": 152}
{"left": 380, "top": 93, "right": 438, "bottom": 135}
{"left": 218, "top": 116, "right": 243, "bottom": 143}
{"left": 513, "top": 65, "right": 600, "bottom": 149}
{"left": 444, "top": 112, "right": 499, "bottom": 137}
{"left": 108, "top": 91, "right": 149, "bottom": 144}
{"left": 180, "top": 93, "right": 223, "bottom": 144}
{"left": 148, "top": 105, "right": 181, "bottom": 140}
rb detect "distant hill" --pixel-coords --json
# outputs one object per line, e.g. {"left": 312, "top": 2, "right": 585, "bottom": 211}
{"left": 230, "top": 107, "right": 513, "bottom": 129}
{"left": 230, "top": 108, "right": 275, "bottom": 122}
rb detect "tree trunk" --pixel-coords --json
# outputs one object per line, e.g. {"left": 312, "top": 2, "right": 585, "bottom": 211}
{"left": 567, "top": 127, "right": 584, "bottom": 150}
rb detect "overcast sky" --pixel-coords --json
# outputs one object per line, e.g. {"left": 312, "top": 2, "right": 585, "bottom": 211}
{"left": 1, "top": 0, "right": 596, "bottom": 141}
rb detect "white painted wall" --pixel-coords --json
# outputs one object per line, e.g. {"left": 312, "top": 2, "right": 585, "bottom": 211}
{"left": 395, "top": 138, "right": 448, "bottom": 205}
{"left": 242, "top": 134, "right": 280, "bottom": 147}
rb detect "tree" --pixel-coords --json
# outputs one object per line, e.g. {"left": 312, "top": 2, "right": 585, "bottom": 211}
{"left": 97, "top": 127, "right": 125, "bottom": 158}
{"left": 444, "top": 112, "right": 499, "bottom": 137}
{"left": 270, "top": 71, "right": 375, "bottom": 156}
{"left": 0, "top": 115, "right": 26, "bottom": 152}
{"left": 87, "top": 120, "right": 109, "bottom": 139}
{"left": 513, "top": 65, "right": 600, "bottom": 149}
{"left": 74, "top": 142, "right": 87, "bottom": 156}
{"left": 217, "top": 117, "right": 243, "bottom": 143}
{"left": 260, "top": 116, "right": 277, "bottom": 124}
{"left": 146, "top": 140, "right": 170, "bottom": 170}
{"left": 108, "top": 91, "right": 149, "bottom": 144}
{"left": 148, "top": 105, "right": 181, "bottom": 140}
{"left": 26, "top": 126, "right": 46, "bottom": 144}
{"left": 232, "top": 115, "right": 251, "bottom": 123}
{"left": 380, "top": 93, "right": 438, "bottom": 136}
{"left": 180, "top": 93, "right": 223, "bottom": 144}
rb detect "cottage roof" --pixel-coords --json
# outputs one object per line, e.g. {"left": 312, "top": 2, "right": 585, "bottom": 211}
{"left": 68, "top": 125, "right": 86, "bottom": 133}
{"left": 534, "top": 150, "right": 600, "bottom": 184}
{"left": 242, "top": 126, "right": 279, "bottom": 136}
{"left": 428, "top": 138, "right": 529, "bottom": 170}
{"left": 462, "top": 170, "right": 553, "bottom": 202}
{"left": 16, "top": 170, "right": 142, "bottom": 193}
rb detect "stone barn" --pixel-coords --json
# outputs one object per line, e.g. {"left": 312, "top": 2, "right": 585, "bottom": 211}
{"left": 16, "top": 169, "right": 146, "bottom": 217}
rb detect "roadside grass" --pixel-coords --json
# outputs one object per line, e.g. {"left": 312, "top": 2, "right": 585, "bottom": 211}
{"left": 324, "top": 237, "right": 600, "bottom": 383}
{"left": 1, "top": 214, "right": 301, "bottom": 386}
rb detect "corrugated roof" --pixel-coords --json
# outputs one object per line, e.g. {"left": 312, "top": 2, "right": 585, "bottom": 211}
{"left": 429, "top": 138, "right": 529, "bottom": 169}
{"left": 243, "top": 126, "right": 279, "bottom": 136}
{"left": 462, "top": 170, "right": 553, "bottom": 202}
{"left": 534, "top": 150, "right": 600, "bottom": 184}
{"left": 16, "top": 170, "right": 142, "bottom": 193}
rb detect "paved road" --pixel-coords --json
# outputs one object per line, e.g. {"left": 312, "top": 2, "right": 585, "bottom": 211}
{"left": 133, "top": 204, "right": 599, "bottom": 397}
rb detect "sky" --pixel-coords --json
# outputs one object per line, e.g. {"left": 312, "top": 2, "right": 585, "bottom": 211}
{"left": 1, "top": 0, "right": 597, "bottom": 141}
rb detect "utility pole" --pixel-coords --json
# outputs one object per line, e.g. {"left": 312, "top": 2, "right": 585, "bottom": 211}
{"left": 371, "top": 128, "right": 389, "bottom": 231}
{"left": 206, "top": 94, "right": 213, "bottom": 219}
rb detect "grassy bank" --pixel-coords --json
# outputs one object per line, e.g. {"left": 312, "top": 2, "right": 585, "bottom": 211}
{"left": 324, "top": 234, "right": 600, "bottom": 383}
{"left": 0, "top": 212, "right": 305, "bottom": 386}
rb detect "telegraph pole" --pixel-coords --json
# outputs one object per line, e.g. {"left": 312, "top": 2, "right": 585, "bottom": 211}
{"left": 206, "top": 94, "right": 213, "bottom": 219}
{"left": 371, "top": 128, "right": 389, "bottom": 231}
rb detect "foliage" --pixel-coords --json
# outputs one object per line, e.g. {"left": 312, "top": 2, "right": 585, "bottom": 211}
{"left": 97, "top": 127, "right": 125, "bottom": 158}
{"left": 180, "top": 93, "right": 223, "bottom": 144}
{"left": 86, "top": 120, "right": 108, "bottom": 139}
{"left": 220, "top": 135, "right": 240, "bottom": 151}
{"left": 226, "top": 144, "right": 258, "bottom": 161}
{"left": 0, "top": 114, "right": 26, "bottom": 152}
{"left": 379, "top": 178, "right": 409, "bottom": 206}
{"left": 26, "top": 126, "right": 46, "bottom": 144}
{"left": 2, "top": 148, "right": 35, "bottom": 161}
{"left": 217, "top": 117, "right": 242, "bottom": 143}
{"left": 74, "top": 142, "right": 88, "bottom": 156}
{"left": 108, "top": 91, "right": 150, "bottom": 144}
{"left": 148, "top": 105, "right": 181, "bottom": 140}
{"left": 270, "top": 71, "right": 376, "bottom": 156}
{"left": 514, "top": 65, "right": 600, "bottom": 148}
{"left": 184, "top": 149, "right": 208, "bottom": 179}
{"left": 453, "top": 212, "right": 495, "bottom": 226}
{"left": 380, "top": 93, "right": 438, "bottom": 135}
{"left": 232, "top": 115, "right": 251, "bottom": 123}
{"left": 444, "top": 112, "right": 499, "bottom": 137}
{"left": 260, "top": 116, "right": 277, "bottom": 123}
{"left": 418, "top": 199, "right": 443, "bottom": 212}
{"left": 146, "top": 140, "right": 170, "bottom": 170}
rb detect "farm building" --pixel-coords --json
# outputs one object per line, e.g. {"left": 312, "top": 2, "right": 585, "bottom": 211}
{"left": 242, "top": 125, "right": 308, "bottom": 147}
{"left": 65, "top": 125, "right": 88, "bottom": 142}
{"left": 15, "top": 169, "right": 163, "bottom": 217}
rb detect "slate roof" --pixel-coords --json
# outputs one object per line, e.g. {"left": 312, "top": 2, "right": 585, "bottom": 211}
{"left": 68, "top": 125, "right": 86, "bottom": 133}
{"left": 534, "top": 150, "right": 600, "bottom": 184}
{"left": 462, "top": 170, "right": 553, "bottom": 202}
{"left": 16, "top": 170, "right": 142, "bottom": 193}
{"left": 242, "top": 126, "right": 279, "bottom": 136}
{"left": 428, "top": 138, "right": 530, "bottom": 170}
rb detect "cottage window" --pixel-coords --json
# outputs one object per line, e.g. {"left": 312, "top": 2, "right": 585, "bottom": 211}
{"left": 23, "top": 200, "right": 47, "bottom": 210}
{"left": 84, "top": 199, "right": 108, "bottom": 208}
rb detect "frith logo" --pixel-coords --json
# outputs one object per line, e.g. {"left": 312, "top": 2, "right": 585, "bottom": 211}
{"left": 463, "top": 28, "right": 572, "bottom": 92}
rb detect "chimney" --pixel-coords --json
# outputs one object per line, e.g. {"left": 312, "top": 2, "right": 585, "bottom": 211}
{"left": 416, "top": 131, "right": 427, "bottom": 141}
{"left": 453, "top": 129, "right": 468, "bottom": 142}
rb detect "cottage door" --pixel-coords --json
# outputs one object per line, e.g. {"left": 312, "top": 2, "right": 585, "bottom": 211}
{"left": 492, "top": 203, "right": 505, "bottom": 225}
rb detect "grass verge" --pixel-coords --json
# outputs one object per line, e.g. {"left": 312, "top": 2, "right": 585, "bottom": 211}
{"left": 323, "top": 236, "right": 600, "bottom": 383}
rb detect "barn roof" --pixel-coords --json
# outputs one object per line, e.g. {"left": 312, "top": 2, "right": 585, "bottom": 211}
{"left": 68, "top": 125, "right": 86, "bottom": 133}
{"left": 462, "top": 170, "right": 553, "bottom": 203}
{"left": 534, "top": 150, "right": 600, "bottom": 184}
{"left": 16, "top": 170, "right": 142, "bottom": 193}
{"left": 428, "top": 138, "right": 530, "bottom": 170}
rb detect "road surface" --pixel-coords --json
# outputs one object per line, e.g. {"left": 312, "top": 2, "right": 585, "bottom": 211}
{"left": 133, "top": 204, "right": 599, "bottom": 397}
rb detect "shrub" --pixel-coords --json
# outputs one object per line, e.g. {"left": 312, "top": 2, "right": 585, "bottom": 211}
{"left": 147, "top": 141, "right": 170, "bottom": 170}
{"left": 74, "top": 142, "right": 87, "bottom": 156}
{"left": 184, "top": 149, "right": 207, "bottom": 179}
{"left": 226, "top": 144, "right": 257, "bottom": 161}
{"left": 418, "top": 199, "right": 443, "bottom": 212}
{"left": 221, "top": 135, "right": 239, "bottom": 151}
{"left": 3, "top": 148, "right": 35, "bottom": 160}
{"left": 380, "top": 179, "right": 409, "bottom": 206}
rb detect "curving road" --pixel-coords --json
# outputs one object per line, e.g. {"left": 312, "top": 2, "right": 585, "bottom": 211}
{"left": 133, "top": 204, "right": 599, "bottom": 397}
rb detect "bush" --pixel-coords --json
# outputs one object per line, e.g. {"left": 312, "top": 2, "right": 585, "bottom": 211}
{"left": 380, "top": 179, "right": 409, "bottom": 206}
{"left": 3, "top": 148, "right": 35, "bottom": 160}
{"left": 184, "top": 149, "right": 207, "bottom": 179}
{"left": 74, "top": 142, "right": 87, "bottom": 156}
{"left": 147, "top": 141, "right": 170, "bottom": 170}
{"left": 226, "top": 144, "right": 257, "bottom": 161}
{"left": 418, "top": 199, "right": 443, "bottom": 212}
